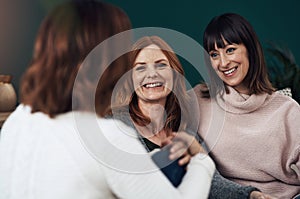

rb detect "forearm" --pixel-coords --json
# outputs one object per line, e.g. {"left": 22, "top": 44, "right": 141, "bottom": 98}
{"left": 179, "top": 153, "right": 215, "bottom": 199}
{"left": 208, "top": 170, "right": 259, "bottom": 199}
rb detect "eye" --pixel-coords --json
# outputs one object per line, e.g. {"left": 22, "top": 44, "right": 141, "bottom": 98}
{"left": 135, "top": 65, "right": 146, "bottom": 71}
{"left": 155, "top": 63, "right": 168, "bottom": 69}
{"left": 209, "top": 52, "right": 218, "bottom": 59}
{"left": 226, "top": 47, "right": 236, "bottom": 54}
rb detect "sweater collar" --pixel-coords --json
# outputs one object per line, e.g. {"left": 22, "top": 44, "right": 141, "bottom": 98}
{"left": 215, "top": 87, "right": 269, "bottom": 114}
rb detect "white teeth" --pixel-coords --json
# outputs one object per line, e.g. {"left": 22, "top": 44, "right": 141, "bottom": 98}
{"left": 224, "top": 67, "right": 236, "bottom": 75}
{"left": 144, "top": 82, "right": 163, "bottom": 88}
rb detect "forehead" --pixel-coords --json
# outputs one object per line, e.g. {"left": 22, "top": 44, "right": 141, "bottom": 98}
{"left": 206, "top": 29, "right": 244, "bottom": 52}
{"left": 135, "top": 44, "right": 168, "bottom": 63}
{"left": 212, "top": 38, "right": 228, "bottom": 50}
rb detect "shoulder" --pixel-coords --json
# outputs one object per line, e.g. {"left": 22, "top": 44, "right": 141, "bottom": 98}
{"left": 97, "top": 117, "right": 137, "bottom": 140}
{"left": 98, "top": 117, "right": 132, "bottom": 131}
{"left": 266, "top": 92, "right": 300, "bottom": 117}
{"left": 188, "top": 84, "right": 211, "bottom": 104}
{"left": 192, "top": 84, "right": 208, "bottom": 95}
{"left": 108, "top": 105, "right": 134, "bottom": 128}
{"left": 269, "top": 92, "right": 299, "bottom": 108}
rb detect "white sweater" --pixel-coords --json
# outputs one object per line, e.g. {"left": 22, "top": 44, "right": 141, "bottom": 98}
{"left": 0, "top": 105, "right": 215, "bottom": 199}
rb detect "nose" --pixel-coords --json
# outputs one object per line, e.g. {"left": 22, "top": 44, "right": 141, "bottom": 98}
{"left": 219, "top": 54, "right": 230, "bottom": 68}
{"left": 146, "top": 65, "right": 158, "bottom": 78}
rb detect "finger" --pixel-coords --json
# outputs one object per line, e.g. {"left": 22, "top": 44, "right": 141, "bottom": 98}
{"left": 169, "top": 141, "right": 187, "bottom": 153}
{"left": 169, "top": 148, "right": 186, "bottom": 160}
{"left": 172, "top": 132, "right": 194, "bottom": 146}
{"left": 178, "top": 154, "right": 191, "bottom": 165}
{"left": 250, "top": 191, "right": 276, "bottom": 199}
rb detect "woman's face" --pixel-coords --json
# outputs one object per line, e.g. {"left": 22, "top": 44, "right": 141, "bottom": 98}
{"left": 132, "top": 44, "right": 173, "bottom": 105}
{"left": 209, "top": 40, "right": 250, "bottom": 94}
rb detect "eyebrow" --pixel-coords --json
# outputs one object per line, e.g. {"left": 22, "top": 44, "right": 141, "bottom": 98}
{"left": 134, "top": 62, "right": 146, "bottom": 66}
{"left": 155, "top": 59, "right": 168, "bottom": 63}
{"left": 134, "top": 58, "right": 168, "bottom": 66}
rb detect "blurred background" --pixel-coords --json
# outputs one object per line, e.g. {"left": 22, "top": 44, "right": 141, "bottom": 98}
{"left": 1, "top": 0, "right": 299, "bottom": 103}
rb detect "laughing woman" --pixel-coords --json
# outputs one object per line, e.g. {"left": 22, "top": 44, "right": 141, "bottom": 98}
{"left": 194, "top": 13, "right": 300, "bottom": 199}
{"left": 110, "top": 35, "right": 271, "bottom": 199}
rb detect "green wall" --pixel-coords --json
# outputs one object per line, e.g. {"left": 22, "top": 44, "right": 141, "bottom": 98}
{"left": 1, "top": 0, "right": 299, "bottom": 100}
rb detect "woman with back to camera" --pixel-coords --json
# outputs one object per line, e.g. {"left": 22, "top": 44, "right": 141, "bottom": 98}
{"left": 111, "top": 35, "right": 274, "bottom": 199}
{"left": 0, "top": 1, "right": 216, "bottom": 198}
{"left": 194, "top": 13, "right": 300, "bottom": 199}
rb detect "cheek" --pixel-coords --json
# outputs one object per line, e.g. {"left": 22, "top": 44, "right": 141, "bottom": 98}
{"left": 244, "top": 58, "right": 250, "bottom": 72}
{"left": 210, "top": 60, "right": 219, "bottom": 70}
{"left": 237, "top": 54, "right": 250, "bottom": 73}
{"left": 132, "top": 73, "right": 141, "bottom": 90}
{"left": 234, "top": 52, "right": 248, "bottom": 63}
{"left": 164, "top": 71, "right": 174, "bottom": 89}
{"left": 243, "top": 62, "right": 250, "bottom": 75}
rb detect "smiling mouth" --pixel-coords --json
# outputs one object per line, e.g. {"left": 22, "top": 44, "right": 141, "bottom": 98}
{"left": 143, "top": 82, "right": 163, "bottom": 88}
{"left": 223, "top": 67, "right": 237, "bottom": 75}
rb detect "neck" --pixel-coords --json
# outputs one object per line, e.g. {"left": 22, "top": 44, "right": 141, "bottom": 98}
{"left": 138, "top": 99, "right": 166, "bottom": 131}
{"left": 135, "top": 99, "right": 168, "bottom": 146}
{"left": 233, "top": 84, "right": 250, "bottom": 95}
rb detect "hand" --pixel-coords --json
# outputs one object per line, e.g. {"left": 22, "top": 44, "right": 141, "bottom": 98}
{"left": 171, "top": 132, "right": 206, "bottom": 155}
{"left": 162, "top": 132, "right": 206, "bottom": 166}
{"left": 170, "top": 143, "right": 191, "bottom": 166}
{"left": 250, "top": 191, "right": 277, "bottom": 199}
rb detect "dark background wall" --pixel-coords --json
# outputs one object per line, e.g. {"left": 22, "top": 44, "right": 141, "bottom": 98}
{"left": 1, "top": 0, "right": 299, "bottom": 101}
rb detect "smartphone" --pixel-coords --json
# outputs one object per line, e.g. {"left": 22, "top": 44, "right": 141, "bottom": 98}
{"left": 151, "top": 145, "right": 186, "bottom": 187}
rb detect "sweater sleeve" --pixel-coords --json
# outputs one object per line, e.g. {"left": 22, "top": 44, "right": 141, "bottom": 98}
{"left": 209, "top": 170, "right": 259, "bottom": 199}
{"left": 193, "top": 131, "right": 259, "bottom": 199}
{"left": 285, "top": 100, "right": 300, "bottom": 183}
{"left": 103, "top": 151, "right": 216, "bottom": 199}
{"left": 100, "top": 120, "right": 216, "bottom": 199}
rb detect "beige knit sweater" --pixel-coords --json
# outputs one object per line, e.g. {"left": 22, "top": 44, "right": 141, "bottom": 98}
{"left": 193, "top": 84, "right": 300, "bottom": 199}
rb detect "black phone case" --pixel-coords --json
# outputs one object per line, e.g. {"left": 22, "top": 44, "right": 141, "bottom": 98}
{"left": 151, "top": 146, "right": 186, "bottom": 187}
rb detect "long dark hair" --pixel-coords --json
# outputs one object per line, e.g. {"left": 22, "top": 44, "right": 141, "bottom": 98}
{"left": 203, "top": 13, "right": 274, "bottom": 95}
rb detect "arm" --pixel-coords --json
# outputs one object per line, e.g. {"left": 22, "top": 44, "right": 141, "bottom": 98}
{"left": 210, "top": 171, "right": 276, "bottom": 199}
{"left": 285, "top": 101, "right": 300, "bottom": 183}
{"left": 99, "top": 119, "right": 215, "bottom": 199}
{"left": 209, "top": 170, "right": 258, "bottom": 199}
{"left": 103, "top": 153, "right": 215, "bottom": 199}
{"left": 170, "top": 132, "right": 267, "bottom": 199}
{"left": 198, "top": 135, "right": 260, "bottom": 199}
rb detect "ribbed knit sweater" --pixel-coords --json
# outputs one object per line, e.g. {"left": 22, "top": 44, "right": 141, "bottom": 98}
{"left": 193, "top": 84, "right": 300, "bottom": 199}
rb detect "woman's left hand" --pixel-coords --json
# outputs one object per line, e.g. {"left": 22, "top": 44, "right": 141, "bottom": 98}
{"left": 250, "top": 191, "right": 277, "bottom": 199}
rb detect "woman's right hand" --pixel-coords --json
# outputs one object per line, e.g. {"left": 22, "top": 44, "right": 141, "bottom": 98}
{"left": 163, "top": 132, "right": 206, "bottom": 165}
